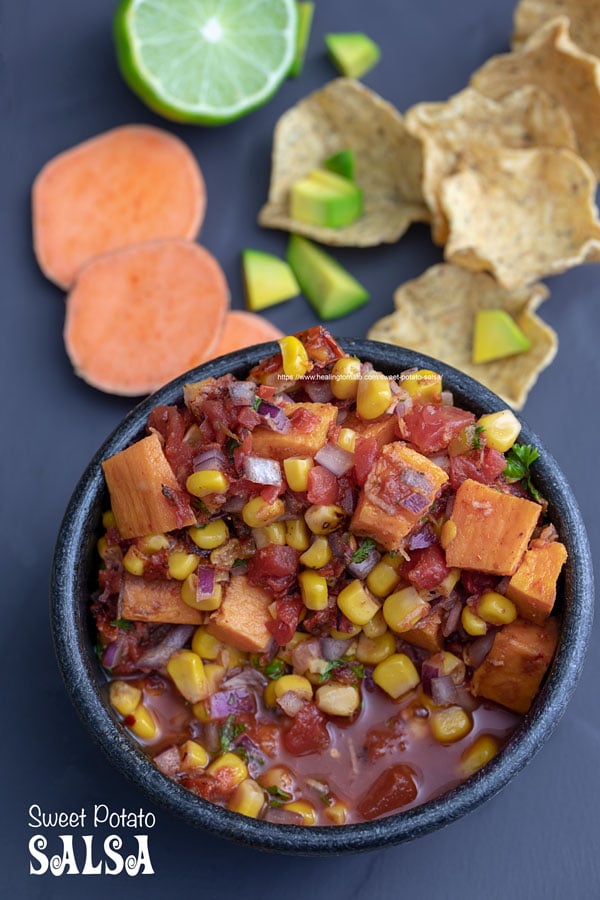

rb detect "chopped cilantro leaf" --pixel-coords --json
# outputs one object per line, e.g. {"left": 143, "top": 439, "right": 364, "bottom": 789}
{"left": 264, "top": 658, "right": 286, "bottom": 680}
{"left": 351, "top": 537, "right": 377, "bottom": 564}
{"left": 110, "top": 618, "right": 133, "bottom": 630}
{"left": 225, "top": 436, "right": 240, "bottom": 459}
{"left": 218, "top": 714, "right": 246, "bottom": 753}
{"left": 319, "top": 659, "right": 365, "bottom": 682}
{"left": 504, "top": 443, "right": 542, "bottom": 502}
{"left": 472, "top": 424, "right": 485, "bottom": 450}
{"left": 252, "top": 395, "right": 263, "bottom": 412}
{"left": 266, "top": 785, "right": 293, "bottom": 807}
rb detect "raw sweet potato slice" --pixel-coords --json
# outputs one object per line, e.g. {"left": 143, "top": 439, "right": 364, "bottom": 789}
{"left": 209, "top": 310, "right": 284, "bottom": 359}
{"left": 32, "top": 124, "right": 206, "bottom": 288}
{"left": 64, "top": 239, "right": 229, "bottom": 396}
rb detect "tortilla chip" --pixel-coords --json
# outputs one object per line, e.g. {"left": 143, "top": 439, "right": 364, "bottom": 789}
{"left": 513, "top": 0, "right": 600, "bottom": 59}
{"left": 471, "top": 17, "right": 600, "bottom": 177}
{"left": 367, "top": 263, "right": 557, "bottom": 409}
{"left": 440, "top": 144, "right": 600, "bottom": 290}
{"left": 405, "top": 86, "right": 576, "bottom": 245}
{"left": 258, "top": 78, "right": 429, "bottom": 247}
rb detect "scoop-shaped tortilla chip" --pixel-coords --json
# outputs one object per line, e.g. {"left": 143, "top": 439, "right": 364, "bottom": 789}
{"left": 258, "top": 78, "right": 429, "bottom": 247}
{"left": 405, "top": 86, "right": 576, "bottom": 245}
{"left": 367, "top": 263, "right": 557, "bottom": 409}
{"left": 513, "top": 0, "right": 600, "bottom": 59}
{"left": 471, "top": 17, "right": 600, "bottom": 177}
{"left": 440, "top": 144, "right": 600, "bottom": 290}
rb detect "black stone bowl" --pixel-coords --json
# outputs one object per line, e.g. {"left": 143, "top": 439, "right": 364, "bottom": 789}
{"left": 50, "top": 339, "right": 594, "bottom": 855}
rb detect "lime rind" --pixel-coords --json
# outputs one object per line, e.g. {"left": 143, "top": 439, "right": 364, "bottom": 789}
{"left": 115, "top": 0, "right": 298, "bottom": 124}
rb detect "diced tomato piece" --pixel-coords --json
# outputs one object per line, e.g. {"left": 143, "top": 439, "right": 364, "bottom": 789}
{"left": 247, "top": 545, "right": 300, "bottom": 596}
{"left": 353, "top": 436, "right": 379, "bottom": 487}
{"left": 402, "top": 405, "right": 475, "bottom": 453}
{"left": 147, "top": 404, "right": 194, "bottom": 483}
{"left": 307, "top": 465, "right": 338, "bottom": 504}
{"left": 237, "top": 407, "right": 261, "bottom": 430}
{"left": 357, "top": 764, "right": 418, "bottom": 820}
{"left": 407, "top": 544, "right": 450, "bottom": 591}
{"left": 201, "top": 398, "right": 238, "bottom": 439}
{"left": 266, "top": 596, "right": 304, "bottom": 646}
{"left": 295, "top": 325, "right": 345, "bottom": 364}
{"left": 261, "top": 483, "right": 285, "bottom": 503}
{"left": 283, "top": 702, "right": 330, "bottom": 756}
{"left": 289, "top": 407, "right": 321, "bottom": 433}
{"left": 450, "top": 447, "right": 507, "bottom": 490}
{"left": 461, "top": 570, "right": 499, "bottom": 596}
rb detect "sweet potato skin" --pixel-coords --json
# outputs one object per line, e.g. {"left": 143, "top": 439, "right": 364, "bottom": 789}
{"left": 444, "top": 479, "right": 541, "bottom": 575}
{"left": 102, "top": 433, "right": 196, "bottom": 539}
{"left": 206, "top": 575, "right": 273, "bottom": 653}
{"left": 251, "top": 402, "right": 338, "bottom": 460}
{"left": 120, "top": 574, "right": 203, "bottom": 625}
{"left": 470, "top": 617, "right": 559, "bottom": 714}
{"left": 506, "top": 540, "right": 567, "bottom": 623}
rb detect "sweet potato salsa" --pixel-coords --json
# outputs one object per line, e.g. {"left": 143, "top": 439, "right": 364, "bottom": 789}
{"left": 93, "top": 328, "right": 565, "bottom": 826}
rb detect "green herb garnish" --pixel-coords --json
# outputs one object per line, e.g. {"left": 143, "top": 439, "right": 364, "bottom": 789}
{"left": 264, "top": 658, "right": 286, "bottom": 680}
{"left": 472, "top": 424, "right": 485, "bottom": 450}
{"left": 110, "top": 618, "right": 133, "bottom": 630}
{"left": 225, "top": 436, "right": 241, "bottom": 459}
{"left": 504, "top": 443, "right": 542, "bottom": 502}
{"left": 218, "top": 714, "right": 246, "bottom": 753}
{"left": 351, "top": 537, "right": 377, "bottom": 564}
{"left": 319, "top": 659, "right": 365, "bottom": 683}
{"left": 252, "top": 395, "right": 263, "bottom": 412}
{"left": 266, "top": 785, "right": 293, "bottom": 807}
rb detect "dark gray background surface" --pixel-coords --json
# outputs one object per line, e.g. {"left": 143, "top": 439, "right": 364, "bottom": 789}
{"left": 2, "top": 0, "right": 599, "bottom": 897}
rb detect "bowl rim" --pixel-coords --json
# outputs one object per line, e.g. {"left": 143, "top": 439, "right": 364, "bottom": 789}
{"left": 50, "top": 338, "right": 594, "bottom": 855}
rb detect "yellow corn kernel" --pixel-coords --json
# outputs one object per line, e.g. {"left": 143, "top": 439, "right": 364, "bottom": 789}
{"left": 128, "top": 703, "right": 157, "bottom": 740}
{"left": 300, "top": 536, "right": 332, "bottom": 569}
{"left": 188, "top": 520, "right": 229, "bottom": 549}
{"left": 356, "top": 371, "right": 393, "bottom": 420}
{"left": 304, "top": 504, "right": 346, "bottom": 535}
{"left": 461, "top": 606, "right": 488, "bottom": 637}
{"left": 192, "top": 627, "right": 223, "bottom": 660}
{"left": 166, "top": 649, "right": 208, "bottom": 704}
{"left": 282, "top": 800, "right": 316, "bottom": 826}
{"left": 207, "top": 752, "right": 248, "bottom": 787}
{"left": 383, "top": 586, "right": 429, "bottom": 633}
{"left": 220, "top": 645, "right": 247, "bottom": 668}
{"left": 430, "top": 706, "right": 473, "bottom": 744}
{"left": 263, "top": 680, "right": 278, "bottom": 708}
{"left": 298, "top": 570, "right": 329, "bottom": 611}
{"left": 180, "top": 740, "right": 209, "bottom": 770}
{"left": 401, "top": 369, "right": 442, "bottom": 401}
{"left": 331, "top": 356, "right": 361, "bottom": 400}
{"left": 435, "top": 567, "right": 461, "bottom": 597}
{"left": 242, "top": 496, "right": 285, "bottom": 528}
{"left": 459, "top": 734, "right": 500, "bottom": 777}
{"left": 440, "top": 519, "right": 457, "bottom": 550}
{"left": 168, "top": 551, "right": 199, "bottom": 581}
{"left": 97, "top": 536, "right": 109, "bottom": 559}
{"left": 362, "top": 607, "right": 387, "bottom": 638}
{"left": 283, "top": 456, "right": 314, "bottom": 492}
{"left": 279, "top": 335, "right": 311, "bottom": 379}
{"left": 254, "top": 522, "right": 287, "bottom": 548}
{"left": 123, "top": 546, "right": 145, "bottom": 576}
{"left": 366, "top": 560, "right": 402, "bottom": 598}
{"left": 102, "top": 509, "right": 117, "bottom": 529}
{"left": 285, "top": 517, "right": 311, "bottom": 551}
{"left": 478, "top": 409, "right": 521, "bottom": 453}
{"left": 373, "top": 653, "right": 420, "bottom": 699}
{"left": 430, "top": 651, "right": 466, "bottom": 684}
{"left": 109, "top": 680, "right": 142, "bottom": 716}
{"left": 330, "top": 624, "right": 362, "bottom": 639}
{"left": 228, "top": 778, "right": 266, "bottom": 818}
{"left": 186, "top": 469, "right": 229, "bottom": 497}
{"left": 137, "top": 533, "right": 169, "bottom": 554}
{"left": 337, "top": 427, "right": 357, "bottom": 453}
{"left": 356, "top": 630, "right": 396, "bottom": 665}
{"left": 337, "top": 580, "right": 380, "bottom": 626}
{"left": 325, "top": 801, "right": 348, "bottom": 825}
{"left": 273, "top": 674, "right": 313, "bottom": 701}
{"left": 204, "top": 663, "right": 226, "bottom": 695}
{"left": 181, "top": 574, "right": 223, "bottom": 611}
{"left": 258, "top": 765, "right": 295, "bottom": 795}
{"left": 315, "top": 682, "right": 360, "bottom": 717}
{"left": 191, "top": 701, "right": 211, "bottom": 722}
{"left": 477, "top": 591, "right": 517, "bottom": 626}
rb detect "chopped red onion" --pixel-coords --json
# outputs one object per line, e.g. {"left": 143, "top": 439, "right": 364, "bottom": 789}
{"left": 428, "top": 453, "right": 450, "bottom": 473}
{"left": 154, "top": 746, "right": 181, "bottom": 776}
{"left": 234, "top": 734, "right": 266, "bottom": 778}
{"left": 407, "top": 525, "right": 437, "bottom": 550}
{"left": 400, "top": 468, "right": 434, "bottom": 492}
{"left": 209, "top": 688, "right": 255, "bottom": 718}
{"left": 315, "top": 442, "right": 354, "bottom": 476}
{"left": 196, "top": 566, "right": 215, "bottom": 601}
{"left": 464, "top": 632, "right": 495, "bottom": 668}
{"left": 263, "top": 808, "right": 304, "bottom": 826}
{"left": 400, "top": 492, "right": 431, "bottom": 514}
{"left": 347, "top": 548, "right": 380, "bottom": 578}
{"left": 222, "top": 495, "right": 245, "bottom": 514}
{"left": 277, "top": 690, "right": 306, "bottom": 717}
{"left": 291, "top": 637, "right": 322, "bottom": 675}
{"left": 228, "top": 381, "right": 256, "bottom": 406}
{"left": 304, "top": 379, "right": 333, "bottom": 403}
{"left": 421, "top": 659, "right": 443, "bottom": 695}
{"left": 442, "top": 599, "right": 463, "bottom": 637}
{"left": 431, "top": 675, "right": 458, "bottom": 706}
{"left": 440, "top": 390, "right": 454, "bottom": 406}
{"left": 321, "top": 637, "right": 352, "bottom": 661}
{"left": 193, "top": 447, "right": 227, "bottom": 472}
{"left": 102, "top": 636, "right": 126, "bottom": 669}
{"left": 257, "top": 401, "right": 291, "bottom": 433}
{"left": 243, "top": 455, "right": 282, "bottom": 486}
{"left": 137, "top": 624, "right": 195, "bottom": 669}
{"left": 496, "top": 576, "right": 510, "bottom": 595}
{"left": 223, "top": 668, "right": 268, "bottom": 692}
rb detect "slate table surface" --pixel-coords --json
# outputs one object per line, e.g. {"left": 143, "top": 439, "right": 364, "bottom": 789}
{"left": 2, "top": 1, "right": 599, "bottom": 897}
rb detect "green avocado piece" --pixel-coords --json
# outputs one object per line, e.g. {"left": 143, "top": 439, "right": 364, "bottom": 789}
{"left": 289, "top": 2, "right": 314, "bottom": 78}
{"left": 472, "top": 309, "right": 532, "bottom": 364}
{"left": 324, "top": 149, "right": 356, "bottom": 181}
{"left": 242, "top": 249, "right": 300, "bottom": 311}
{"left": 290, "top": 169, "right": 363, "bottom": 228}
{"left": 286, "top": 234, "right": 369, "bottom": 320}
{"left": 325, "top": 32, "right": 381, "bottom": 79}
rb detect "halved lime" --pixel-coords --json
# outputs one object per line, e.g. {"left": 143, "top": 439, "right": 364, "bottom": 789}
{"left": 114, "top": 0, "right": 298, "bottom": 125}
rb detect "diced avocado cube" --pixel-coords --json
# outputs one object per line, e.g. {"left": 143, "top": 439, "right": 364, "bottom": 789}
{"left": 325, "top": 32, "right": 381, "bottom": 79}
{"left": 242, "top": 249, "right": 300, "bottom": 311}
{"left": 286, "top": 234, "right": 369, "bottom": 320}
{"left": 472, "top": 309, "right": 532, "bottom": 364}
{"left": 324, "top": 149, "right": 356, "bottom": 181}
{"left": 290, "top": 169, "right": 363, "bottom": 228}
{"left": 289, "top": 2, "right": 314, "bottom": 78}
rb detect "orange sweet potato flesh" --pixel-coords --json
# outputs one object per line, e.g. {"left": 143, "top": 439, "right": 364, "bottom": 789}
{"left": 206, "top": 575, "right": 272, "bottom": 653}
{"left": 102, "top": 433, "right": 196, "bottom": 538}
{"left": 120, "top": 574, "right": 203, "bottom": 625}
{"left": 343, "top": 411, "right": 399, "bottom": 447}
{"left": 506, "top": 540, "right": 567, "bottom": 624}
{"left": 470, "top": 617, "right": 559, "bottom": 714}
{"left": 401, "top": 606, "right": 444, "bottom": 653}
{"left": 209, "top": 310, "right": 283, "bottom": 359}
{"left": 64, "top": 239, "right": 229, "bottom": 396}
{"left": 251, "top": 402, "right": 338, "bottom": 460}
{"left": 445, "top": 479, "right": 541, "bottom": 575}
{"left": 32, "top": 124, "right": 206, "bottom": 288}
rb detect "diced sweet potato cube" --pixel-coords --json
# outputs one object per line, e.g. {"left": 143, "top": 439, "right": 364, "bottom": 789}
{"left": 470, "top": 617, "right": 559, "bottom": 714}
{"left": 102, "top": 433, "right": 196, "bottom": 539}
{"left": 506, "top": 541, "right": 567, "bottom": 624}
{"left": 445, "top": 479, "right": 540, "bottom": 576}
{"left": 120, "top": 574, "right": 203, "bottom": 625}
{"left": 206, "top": 574, "right": 272, "bottom": 653}
{"left": 343, "top": 411, "right": 399, "bottom": 447}
{"left": 350, "top": 442, "right": 448, "bottom": 551}
{"left": 251, "top": 402, "right": 338, "bottom": 460}
{"left": 401, "top": 605, "right": 444, "bottom": 653}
